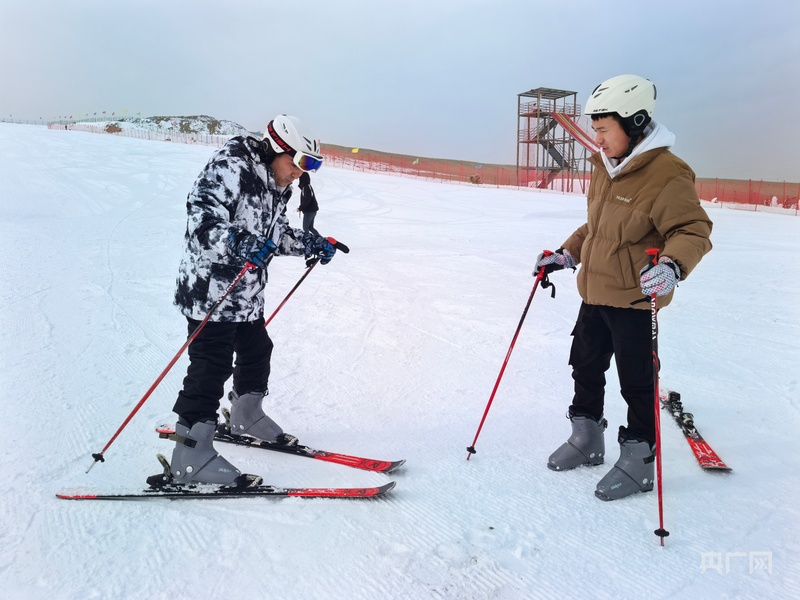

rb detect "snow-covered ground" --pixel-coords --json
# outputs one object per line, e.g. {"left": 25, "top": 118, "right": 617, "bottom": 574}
{"left": 1, "top": 123, "right": 798, "bottom": 599}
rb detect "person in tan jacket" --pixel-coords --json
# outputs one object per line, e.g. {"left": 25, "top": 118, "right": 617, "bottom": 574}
{"left": 534, "top": 75, "right": 712, "bottom": 501}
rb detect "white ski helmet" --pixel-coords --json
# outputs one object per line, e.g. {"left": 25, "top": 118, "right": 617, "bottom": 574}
{"left": 584, "top": 74, "right": 657, "bottom": 137}
{"left": 263, "top": 114, "right": 323, "bottom": 172}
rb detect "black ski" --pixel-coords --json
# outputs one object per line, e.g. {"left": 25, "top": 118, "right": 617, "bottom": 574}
{"left": 660, "top": 389, "right": 731, "bottom": 471}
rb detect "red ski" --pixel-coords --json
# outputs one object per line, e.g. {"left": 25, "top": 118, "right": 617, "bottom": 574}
{"left": 59, "top": 451, "right": 396, "bottom": 501}
{"left": 660, "top": 389, "right": 731, "bottom": 471}
{"left": 157, "top": 422, "right": 405, "bottom": 474}
{"left": 57, "top": 481, "right": 396, "bottom": 501}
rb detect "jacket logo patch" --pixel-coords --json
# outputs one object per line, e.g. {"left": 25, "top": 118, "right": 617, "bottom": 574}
{"left": 615, "top": 195, "right": 633, "bottom": 203}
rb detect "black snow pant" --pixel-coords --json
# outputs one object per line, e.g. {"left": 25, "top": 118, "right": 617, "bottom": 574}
{"left": 302, "top": 211, "right": 319, "bottom": 236}
{"left": 172, "top": 317, "right": 273, "bottom": 426}
{"left": 568, "top": 302, "right": 656, "bottom": 445}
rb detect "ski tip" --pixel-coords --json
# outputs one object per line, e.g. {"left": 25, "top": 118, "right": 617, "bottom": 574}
{"left": 703, "top": 465, "right": 733, "bottom": 473}
{"left": 371, "top": 481, "right": 397, "bottom": 497}
{"left": 384, "top": 459, "right": 406, "bottom": 474}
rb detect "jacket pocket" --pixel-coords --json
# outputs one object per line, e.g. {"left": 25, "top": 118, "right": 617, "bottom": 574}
{"left": 208, "top": 262, "right": 245, "bottom": 303}
{"left": 618, "top": 246, "right": 636, "bottom": 290}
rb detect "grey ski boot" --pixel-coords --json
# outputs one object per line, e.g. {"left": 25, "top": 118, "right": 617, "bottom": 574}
{"left": 228, "top": 390, "right": 297, "bottom": 445}
{"left": 548, "top": 415, "right": 607, "bottom": 471}
{"left": 169, "top": 419, "right": 255, "bottom": 486}
{"left": 594, "top": 436, "right": 655, "bottom": 501}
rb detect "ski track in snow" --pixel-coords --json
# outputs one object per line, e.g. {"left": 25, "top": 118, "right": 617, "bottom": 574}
{"left": 1, "top": 124, "right": 799, "bottom": 599}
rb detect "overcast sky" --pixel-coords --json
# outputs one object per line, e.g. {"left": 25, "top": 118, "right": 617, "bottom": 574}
{"left": 2, "top": 0, "right": 798, "bottom": 181}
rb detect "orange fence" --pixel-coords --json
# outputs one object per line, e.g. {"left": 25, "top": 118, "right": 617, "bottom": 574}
{"left": 323, "top": 145, "right": 799, "bottom": 215}
{"left": 321, "top": 145, "right": 522, "bottom": 187}
{"left": 322, "top": 145, "right": 591, "bottom": 192}
{"left": 696, "top": 178, "right": 799, "bottom": 214}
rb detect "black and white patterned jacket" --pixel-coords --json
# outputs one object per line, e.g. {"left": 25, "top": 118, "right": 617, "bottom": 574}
{"left": 175, "top": 136, "right": 306, "bottom": 322}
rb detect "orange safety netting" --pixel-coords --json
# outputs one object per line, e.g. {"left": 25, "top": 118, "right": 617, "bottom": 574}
{"left": 322, "top": 145, "right": 799, "bottom": 215}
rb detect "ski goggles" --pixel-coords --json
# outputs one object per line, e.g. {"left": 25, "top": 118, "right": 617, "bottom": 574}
{"left": 292, "top": 151, "right": 323, "bottom": 173}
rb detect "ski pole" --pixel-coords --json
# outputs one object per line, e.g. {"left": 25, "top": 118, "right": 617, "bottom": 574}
{"left": 466, "top": 252, "right": 555, "bottom": 460}
{"left": 645, "top": 247, "right": 670, "bottom": 545}
{"left": 265, "top": 237, "right": 350, "bottom": 327}
{"left": 265, "top": 260, "right": 318, "bottom": 326}
{"left": 86, "top": 262, "right": 254, "bottom": 473}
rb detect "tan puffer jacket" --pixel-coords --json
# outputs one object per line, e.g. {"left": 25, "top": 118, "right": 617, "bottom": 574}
{"left": 562, "top": 147, "right": 712, "bottom": 310}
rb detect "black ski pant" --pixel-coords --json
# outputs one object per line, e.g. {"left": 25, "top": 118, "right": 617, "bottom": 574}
{"left": 302, "top": 211, "right": 319, "bottom": 237}
{"left": 172, "top": 317, "right": 273, "bottom": 426}
{"left": 568, "top": 302, "right": 656, "bottom": 445}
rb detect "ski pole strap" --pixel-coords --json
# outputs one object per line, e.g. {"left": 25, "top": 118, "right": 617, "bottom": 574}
{"left": 538, "top": 273, "right": 557, "bottom": 298}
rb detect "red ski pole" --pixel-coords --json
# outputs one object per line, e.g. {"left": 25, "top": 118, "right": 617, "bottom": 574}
{"left": 466, "top": 252, "right": 554, "bottom": 460}
{"left": 646, "top": 247, "right": 670, "bottom": 545}
{"left": 86, "top": 262, "right": 254, "bottom": 472}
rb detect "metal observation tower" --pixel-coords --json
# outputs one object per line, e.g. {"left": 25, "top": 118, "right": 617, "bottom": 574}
{"left": 516, "top": 87, "right": 598, "bottom": 193}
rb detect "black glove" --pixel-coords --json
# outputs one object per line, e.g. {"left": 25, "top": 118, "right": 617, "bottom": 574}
{"left": 227, "top": 231, "right": 277, "bottom": 269}
{"left": 302, "top": 232, "right": 336, "bottom": 265}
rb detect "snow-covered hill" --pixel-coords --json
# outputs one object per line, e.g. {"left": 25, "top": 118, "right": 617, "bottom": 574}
{"left": 61, "top": 114, "right": 253, "bottom": 137}
{"left": 113, "top": 114, "right": 253, "bottom": 136}
{"left": 1, "top": 123, "right": 798, "bottom": 599}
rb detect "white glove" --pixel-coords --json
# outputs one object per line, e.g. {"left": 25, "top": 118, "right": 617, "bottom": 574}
{"left": 533, "top": 248, "right": 576, "bottom": 277}
{"left": 640, "top": 257, "right": 680, "bottom": 296}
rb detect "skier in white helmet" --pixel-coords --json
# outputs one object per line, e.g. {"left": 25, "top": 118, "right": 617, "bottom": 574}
{"left": 533, "top": 75, "right": 713, "bottom": 501}
{"left": 166, "top": 114, "right": 337, "bottom": 487}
